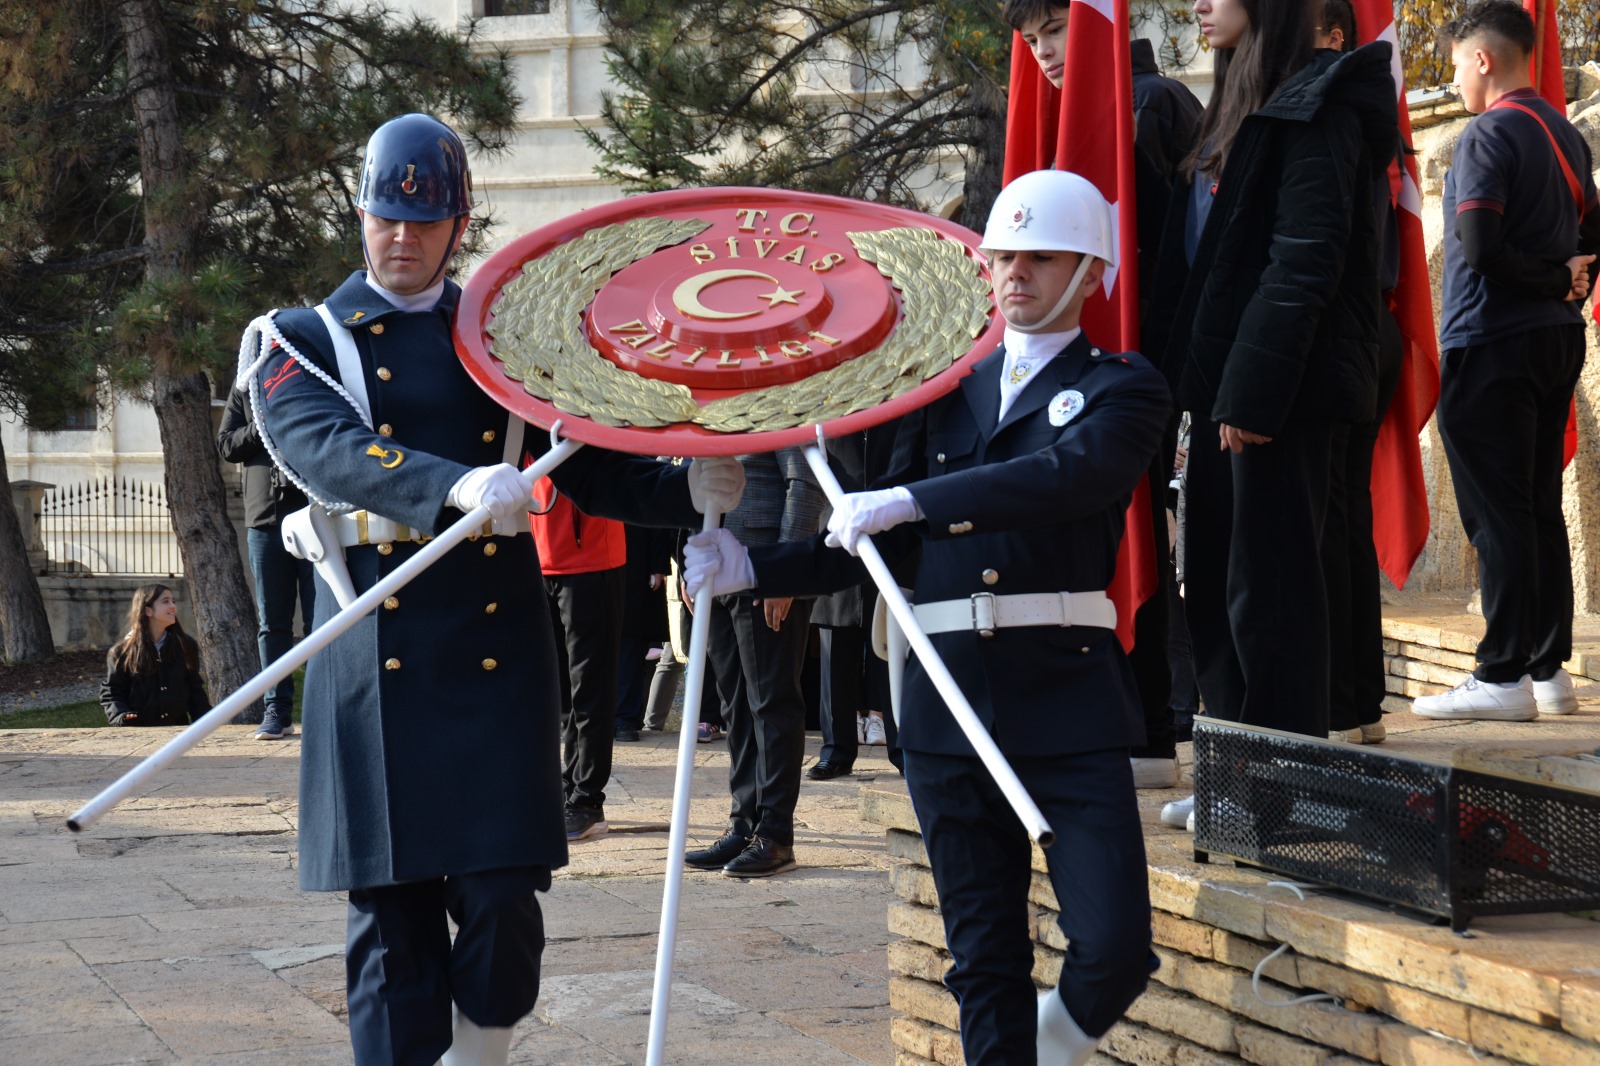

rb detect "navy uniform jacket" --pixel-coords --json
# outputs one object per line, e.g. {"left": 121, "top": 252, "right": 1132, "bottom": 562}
{"left": 257, "top": 272, "right": 699, "bottom": 892}
{"left": 755, "top": 335, "right": 1170, "bottom": 758}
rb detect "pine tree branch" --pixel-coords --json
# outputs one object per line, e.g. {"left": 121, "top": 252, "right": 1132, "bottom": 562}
{"left": 18, "top": 246, "right": 152, "bottom": 276}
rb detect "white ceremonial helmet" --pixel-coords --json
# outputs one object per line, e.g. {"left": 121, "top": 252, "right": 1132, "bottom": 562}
{"left": 981, "top": 169, "right": 1116, "bottom": 263}
{"left": 980, "top": 170, "right": 1115, "bottom": 333}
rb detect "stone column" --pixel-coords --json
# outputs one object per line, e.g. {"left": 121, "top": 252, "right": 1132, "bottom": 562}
{"left": 9, "top": 480, "right": 53, "bottom": 571}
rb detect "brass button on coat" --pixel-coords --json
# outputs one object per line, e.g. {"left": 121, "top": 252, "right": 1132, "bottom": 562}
{"left": 981, "top": 569, "right": 999, "bottom": 586}
{"left": 485, "top": 602, "right": 498, "bottom": 614}
{"left": 482, "top": 429, "right": 497, "bottom": 443}
{"left": 936, "top": 452, "right": 947, "bottom": 463}
{"left": 378, "top": 424, "right": 393, "bottom": 436}
{"left": 376, "top": 543, "right": 393, "bottom": 556}
{"left": 482, "top": 659, "right": 498, "bottom": 671}
{"left": 370, "top": 323, "right": 385, "bottom": 335}
{"left": 383, "top": 596, "right": 399, "bottom": 610}
{"left": 483, "top": 543, "right": 498, "bottom": 557}
{"left": 377, "top": 366, "right": 392, "bottom": 381}
{"left": 384, "top": 658, "right": 401, "bottom": 670}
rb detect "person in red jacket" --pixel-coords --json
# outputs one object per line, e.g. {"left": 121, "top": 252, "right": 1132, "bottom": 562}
{"left": 529, "top": 477, "right": 628, "bottom": 842}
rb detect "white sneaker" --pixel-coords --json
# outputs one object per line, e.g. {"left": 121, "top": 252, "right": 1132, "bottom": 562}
{"left": 1130, "top": 756, "right": 1178, "bottom": 789}
{"left": 863, "top": 714, "right": 887, "bottom": 745}
{"left": 1533, "top": 669, "right": 1579, "bottom": 715}
{"left": 1159, "top": 794, "right": 1194, "bottom": 829}
{"left": 857, "top": 716, "right": 868, "bottom": 744}
{"left": 1412, "top": 675, "right": 1536, "bottom": 721}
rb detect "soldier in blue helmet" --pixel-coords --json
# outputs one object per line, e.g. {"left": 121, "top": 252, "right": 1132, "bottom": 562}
{"left": 241, "top": 114, "right": 745, "bottom": 1066}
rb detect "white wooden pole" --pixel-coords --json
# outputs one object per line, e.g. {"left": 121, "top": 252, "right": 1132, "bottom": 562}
{"left": 644, "top": 506, "right": 720, "bottom": 1066}
{"left": 67, "top": 438, "right": 586, "bottom": 833}
{"left": 800, "top": 432, "right": 1053, "bottom": 846}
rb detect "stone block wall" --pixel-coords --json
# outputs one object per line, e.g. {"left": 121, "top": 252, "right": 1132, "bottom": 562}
{"left": 864, "top": 787, "right": 1600, "bottom": 1066}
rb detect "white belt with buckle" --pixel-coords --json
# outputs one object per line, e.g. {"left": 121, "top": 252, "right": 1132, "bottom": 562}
{"left": 913, "top": 590, "right": 1116, "bottom": 638}
{"left": 334, "top": 510, "right": 524, "bottom": 547}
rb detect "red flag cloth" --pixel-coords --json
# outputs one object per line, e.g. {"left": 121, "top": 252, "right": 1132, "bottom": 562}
{"left": 1522, "top": 0, "right": 1580, "bottom": 464}
{"left": 1003, "top": 0, "right": 1152, "bottom": 652}
{"left": 1352, "top": 0, "right": 1440, "bottom": 586}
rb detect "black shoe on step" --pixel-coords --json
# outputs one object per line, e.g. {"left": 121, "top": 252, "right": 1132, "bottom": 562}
{"left": 806, "top": 760, "right": 853, "bottom": 781}
{"left": 685, "top": 831, "right": 750, "bottom": 870}
{"left": 723, "top": 835, "right": 797, "bottom": 878}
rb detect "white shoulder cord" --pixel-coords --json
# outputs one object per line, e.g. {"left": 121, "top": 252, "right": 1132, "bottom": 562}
{"left": 234, "top": 310, "right": 369, "bottom": 514}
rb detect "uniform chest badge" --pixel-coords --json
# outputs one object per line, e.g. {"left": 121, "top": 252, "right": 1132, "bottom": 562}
{"left": 1048, "top": 389, "right": 1086, "bottom": 427}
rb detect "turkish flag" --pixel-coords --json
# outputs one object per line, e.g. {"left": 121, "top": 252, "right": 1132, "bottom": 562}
{"left": 1523, "top": 0, "right": 1582, "bottom": 465}
{"left": 1003, "top": 0, "right": 1149, "bottom": 652}
{"left": 1351, "top": 0, "right": 1439, "bottom": 586}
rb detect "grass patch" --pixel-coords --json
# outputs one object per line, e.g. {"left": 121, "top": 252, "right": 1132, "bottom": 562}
{"left": 1, "top": 668, "right": 305, "bottom": 730}
{"left": 1, "top": 701, "right": 106, "bottom": 729}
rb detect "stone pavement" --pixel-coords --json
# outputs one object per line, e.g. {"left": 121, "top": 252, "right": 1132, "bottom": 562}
{"left": 0, "top": 726, "right": 905, "bottom": 1065}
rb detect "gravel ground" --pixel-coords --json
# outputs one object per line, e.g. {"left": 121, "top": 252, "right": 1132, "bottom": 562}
{"left": 0, "top": 648, "right": 107, "bottom": 715}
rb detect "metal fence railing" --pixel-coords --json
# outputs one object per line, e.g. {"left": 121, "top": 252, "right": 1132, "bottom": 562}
{"left": 38, "top": 477, "right": 183, "bottom": 577}
{"left": 1400, "top": 0, "right": 1600, "bottom": 91}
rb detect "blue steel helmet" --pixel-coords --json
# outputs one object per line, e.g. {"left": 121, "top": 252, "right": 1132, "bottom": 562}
{"left": 356, "top": 114, "right": 473, "bottom": 222}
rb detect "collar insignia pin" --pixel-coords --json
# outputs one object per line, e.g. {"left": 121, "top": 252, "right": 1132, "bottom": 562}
{"left": 343, "top": 311, "right": 366, "bottom": 325}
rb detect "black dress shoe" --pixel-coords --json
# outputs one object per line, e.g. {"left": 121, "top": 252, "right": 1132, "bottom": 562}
{"left": 806, "top": 760, "right": 854, "bottom": 781}
{"left": 723, "top": 835, "right": 797, "bottom": 878}
{"left": 685, "top": 831, "right": 751, "bottom": 870}
{"left": 614, "top": 727, "right": 642, "bottom": 742}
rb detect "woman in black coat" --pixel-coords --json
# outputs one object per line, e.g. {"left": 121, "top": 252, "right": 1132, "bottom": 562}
{"left": 1145, "top": 0, "right": 1398, "bottom": 825}
{"left": 101, "top": 583, "right": 210, "bottom": 726}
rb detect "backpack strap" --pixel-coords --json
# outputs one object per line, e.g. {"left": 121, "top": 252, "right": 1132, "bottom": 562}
{"left": 1489, "top": 98, "right": 1586, "bottom": 217}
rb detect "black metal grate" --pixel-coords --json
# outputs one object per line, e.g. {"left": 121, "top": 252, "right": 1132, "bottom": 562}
{"left": 1191, "top": 719, "right": 1600, "bottom": 931}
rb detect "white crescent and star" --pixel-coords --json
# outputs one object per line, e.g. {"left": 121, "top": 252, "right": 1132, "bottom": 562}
{"left": 672, "top": 269, "right": 804, "bottom": 320}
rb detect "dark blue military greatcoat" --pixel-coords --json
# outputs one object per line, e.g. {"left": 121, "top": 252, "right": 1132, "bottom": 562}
{"left": 257, "top": 272, "right": 698, "bottom": 892}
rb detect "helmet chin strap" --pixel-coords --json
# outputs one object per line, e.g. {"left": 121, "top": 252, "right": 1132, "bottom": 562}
{"left": 1000, "top": 254, "right": 1097, "bottom": 335}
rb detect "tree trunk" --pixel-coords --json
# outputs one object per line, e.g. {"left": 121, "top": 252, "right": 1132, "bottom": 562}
{"left": 0, "top": 433, "right": 56, "bottom": 663}
{"left": 958, "top": 79, "right": 1008, "bottom": 234}
{"left": 121, "top": 0, "right": 262, "bottom": 721}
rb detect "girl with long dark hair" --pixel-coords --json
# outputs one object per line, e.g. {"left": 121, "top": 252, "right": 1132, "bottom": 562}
{"left": 101, "top": 583, "right": 210, "bottom": 726}
{"left": 1144, "top": 0, "right": 1399, "bottom": 827}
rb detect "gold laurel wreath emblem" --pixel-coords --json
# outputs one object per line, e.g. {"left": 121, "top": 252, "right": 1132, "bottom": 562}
{"left": 486, "top": 216, "right": 993, "bottom": 432}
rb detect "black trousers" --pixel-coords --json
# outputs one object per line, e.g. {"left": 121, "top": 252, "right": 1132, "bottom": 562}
{"left": 709, "top": 593, "right": 812, "bottom": 845}
{"left": 547, "top": 566, "right": 625, "bottom": 808}
{"left": 817, "top": 624, "right": 864, "bottom": 767}
{"left": 1325, "top": 306, "right": 1405, "bottom": 730}
{"left": 1437, "top": 323, "right": 1585, "bottom": 682}
{"left": 1184, "top": 418, "right": 1333, "bottom": 736}
{"left": 345, "top": 866, "right": 550, "bottom": 1066}
{"left": 903, "top": 748, "right": 1154, "bottom": 1066}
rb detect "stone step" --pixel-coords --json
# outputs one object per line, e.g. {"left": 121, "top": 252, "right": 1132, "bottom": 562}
{"left": 861, "top": 785, "right": 1600, "bottom": 1065}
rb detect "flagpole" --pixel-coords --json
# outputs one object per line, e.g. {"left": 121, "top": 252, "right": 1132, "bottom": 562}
{"left": 802, "top": 430, "right": 1053, "bottom": 846}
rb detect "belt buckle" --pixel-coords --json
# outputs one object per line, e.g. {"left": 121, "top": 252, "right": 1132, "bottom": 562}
{"left": 969, "top": 592, "right": 996, "bottom": 638}
{"left": 1058, "top": 591, "right": 1073, "bottom": 627}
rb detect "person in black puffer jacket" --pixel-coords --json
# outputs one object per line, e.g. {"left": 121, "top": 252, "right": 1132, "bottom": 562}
{"left": 1142, "top": 0, "right": 1399, "bottom": 821}
{"left": 101, "top": 583, "right": 210, "bottom": 726}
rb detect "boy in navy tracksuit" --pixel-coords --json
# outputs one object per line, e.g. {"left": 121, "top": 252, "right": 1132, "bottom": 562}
{"left": 1414, "top": 0, "right": 1600, "bottom": 722}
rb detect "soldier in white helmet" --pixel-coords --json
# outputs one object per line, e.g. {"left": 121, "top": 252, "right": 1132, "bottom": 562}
{"left": 684, "top": 169, "right": 1170, "bottom": 1064}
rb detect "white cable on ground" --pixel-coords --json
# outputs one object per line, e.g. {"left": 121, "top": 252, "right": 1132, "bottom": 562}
{"left": 1251, "top": 882, "right": 1342, "bottom": 1008}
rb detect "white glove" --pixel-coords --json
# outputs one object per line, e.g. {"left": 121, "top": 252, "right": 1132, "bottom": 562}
{"left": 683, "top": 529, "right": 756, "bottom": 600}
{"left": 825, "top": 486, "right": 922, "bottom": 556}
{"left": 687, "top": 455, "right": 746, "bottom": 514}
{"left": 447, "top": 463, "right": 530, "bottom": 522}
